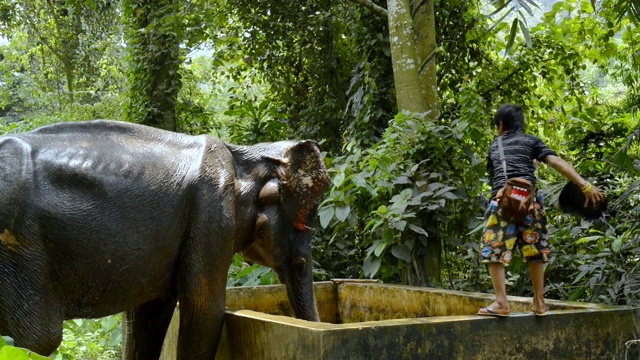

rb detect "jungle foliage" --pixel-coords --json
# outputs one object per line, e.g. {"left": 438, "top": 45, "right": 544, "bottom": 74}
{"left": 0, "top": 0, "right": 639, "bottom": 358}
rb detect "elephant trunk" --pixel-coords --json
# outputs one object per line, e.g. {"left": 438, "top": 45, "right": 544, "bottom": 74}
{"left": 285, "top": 264, "right": 319, "bottom": 321}
{"left": 279, "top": 230, "right": 319, "bottom": 322}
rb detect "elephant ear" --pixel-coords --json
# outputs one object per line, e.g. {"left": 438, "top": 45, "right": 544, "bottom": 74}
{"left": 280, "top": 141, "right": 330, "bottom": 230}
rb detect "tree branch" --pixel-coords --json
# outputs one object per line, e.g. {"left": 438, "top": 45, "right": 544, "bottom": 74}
{"left": 347, "top": 0, "right": 388, "bottom": 18}
{"left": 20, "top": 7, "right": 65, "bottom": 62}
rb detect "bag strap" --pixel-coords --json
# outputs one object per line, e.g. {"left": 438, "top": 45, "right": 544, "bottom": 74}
{"left": 497, "top": 136, "right": 508, "bottom": 181}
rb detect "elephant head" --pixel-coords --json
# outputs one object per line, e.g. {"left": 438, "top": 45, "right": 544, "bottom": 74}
{"left": 229, "top": 140, "right": 330, "bottom": 321}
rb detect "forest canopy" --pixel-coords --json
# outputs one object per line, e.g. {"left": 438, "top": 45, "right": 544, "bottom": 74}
{"left": 0, "top": 0, "right": 639, "bottom": 357}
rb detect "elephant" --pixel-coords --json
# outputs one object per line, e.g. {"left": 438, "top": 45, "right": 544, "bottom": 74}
{"left": 0, "top": 120, "right": 330, "bottom": 359}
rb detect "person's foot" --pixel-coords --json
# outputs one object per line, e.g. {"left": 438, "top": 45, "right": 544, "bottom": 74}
{"left": 532, "top": 299, "right": 549, "bottom": 316}
{"left": 477, "top": 302, "right": 510, "bottom": 317}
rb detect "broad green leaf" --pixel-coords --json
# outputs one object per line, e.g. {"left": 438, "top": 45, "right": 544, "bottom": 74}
{"left": 382, "top": 227, "right": 394, "bottom": 244}
{"left": 576, "top": 235, "right": 601, "bottom": 244}
{"left": 318, "top": 206, "right": 334, "bottom": 229}
{"left": 101, "top": 316, "right": 116, "bottom": 331}
{"left": 611, "top": 238, "right": 622, "bottom": 252}
{"left": 400, "top": 188, "right": 413, "bottom": 199}
{"left": 442, "top": 192, "right": 458, "bottom": 200}
{"left": 393, "top": 176, "right": 412, "bottom": 185}
{"left": 392, "top": 220, "right": 407, "bottom": 231}
{"left": 363, "top": 255, "right": 381, "bottom": 278}
{"left": 367, "top": 241, "right": 381, "bottom": 257}
{"left": 389, "top": 197, "right": 409, "bottom": 213}
{"left": 351, "top": 173, "right": 366, "bottom": 188}
{"left": 335, "top": 205, "right": 351, "bottom": 222}
{"left": 374, "top": 241, "right": 387, "bottom": 257}
{"left": 364, "top": 218, "right": 381, "bottom": 232}
{"left": 0, "top": 347, "right": 29, "bottom": 360}
{"left": 333, "top": 171, "right": 346, "bottom": 187}
{"left": 505, "top": 18, "right": 518, "bottom": 55}
{"left": 29, "top": 351, "right": 49, "bottom": 360}
{"left": 236, "top": 264, "right": 259, "bottom": 278}
{"left": 409, "top": 224, "right": 429, "bottom": 237}
{"left": 434, "top": 186, "right": 455, "bottom": 196}
{"left": 426, "top": 182, "right": 446, "bottom": 192}
{"left": 0, "top": 346, "right": 48, "bottom": 360}
{"left": 109, "top": 327, "right": 123, "bottom": 347}
{"left": 391, "top": 244, "right": 412, "bottom": 262}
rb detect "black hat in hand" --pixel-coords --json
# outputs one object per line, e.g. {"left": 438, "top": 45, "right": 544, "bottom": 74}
{"left": 558, "top": 181, "right": 607, "bottom": 220}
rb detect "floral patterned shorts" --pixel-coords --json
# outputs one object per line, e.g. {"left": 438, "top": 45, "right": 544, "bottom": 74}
{"left": 480, "top": 195, "right": 551, "bottom": 265}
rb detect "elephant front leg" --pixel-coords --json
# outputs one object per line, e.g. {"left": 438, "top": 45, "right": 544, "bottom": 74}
{"left": 175, "top": 255, "right": 230, "bottom": 360}
{"left": 0, "top": 255, "right": 64, "bottom": 356}
{"left": 175, "top": 234, "right": 234, "bottom": 359}
{"left": 176, "top": 294, "right": 226, "bottom": 360}
{"left": 123, "top": 296, "right": 177, "bottom": 360}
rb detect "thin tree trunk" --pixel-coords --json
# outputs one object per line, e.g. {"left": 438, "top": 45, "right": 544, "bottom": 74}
{"left": 412, "top": 0, "right": 438, "bottom": 118}
{"left": 411, "top": 0, "right": 440, "bottom": 282}
{"left": 387, "top": 0, "right": 429, "bottom": 113}
{"left": 64, "top": 62, "right": 75, "bottom": 105}
{"left": 424, "top": 231, "right": 441, "bottom": 284}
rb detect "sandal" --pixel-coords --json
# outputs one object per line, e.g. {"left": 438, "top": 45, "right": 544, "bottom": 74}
{"left": 532, "top": 304, "right": 549, "bottom": 317}
{"left": 477, "top": 307, "right": 510, "bottom": 317}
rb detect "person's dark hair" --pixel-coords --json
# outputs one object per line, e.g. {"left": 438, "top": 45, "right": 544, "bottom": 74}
{"left": 494, "top": 104, "right": 525, "bottom": 132}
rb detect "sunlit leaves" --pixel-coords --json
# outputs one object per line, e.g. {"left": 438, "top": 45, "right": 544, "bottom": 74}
{"left": 0, "top": 346, "right": 50, "bottom": 360}
{"left": 0, "top": 0, "right": 122, "bottom": 110}
{"left": 485, "top": 0, "right": 540, "bottom": 54}
{"left": 227, "top": 253, "right": 278, "bottom": 287}
{"left": 53, "top": 317, "right": 122, "bottom": 358}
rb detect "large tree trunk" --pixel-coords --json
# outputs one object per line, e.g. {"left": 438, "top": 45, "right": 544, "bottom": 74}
{"left": 124, "top": 0, "right": 183, "bottom": 131}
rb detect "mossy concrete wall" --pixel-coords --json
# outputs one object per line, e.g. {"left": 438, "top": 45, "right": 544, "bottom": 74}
{"left": 160, "top": 282, "right": 640, "bottom": 359}
{"left": 159, "top": 282, "right": 337, "bottom": 359}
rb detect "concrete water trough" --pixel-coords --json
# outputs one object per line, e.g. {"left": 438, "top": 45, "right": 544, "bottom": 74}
{"left": 160, "top": 280, "right": 640, "bottom": 359}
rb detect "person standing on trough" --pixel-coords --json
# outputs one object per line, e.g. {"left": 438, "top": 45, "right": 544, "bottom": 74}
{"left": 477, "top": 104, "right": 605, "bottom": 317}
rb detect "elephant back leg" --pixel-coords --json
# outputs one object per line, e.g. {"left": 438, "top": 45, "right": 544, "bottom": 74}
{"left": 0, "top": 249, "right": 64, "bottom": 356}
{"left": 123, "top": 296, "right": 177, "bottom": 360}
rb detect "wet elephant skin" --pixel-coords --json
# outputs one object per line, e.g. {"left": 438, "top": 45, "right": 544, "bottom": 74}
{"left": 0, "top": 120, "right": 330, "bottom": 359}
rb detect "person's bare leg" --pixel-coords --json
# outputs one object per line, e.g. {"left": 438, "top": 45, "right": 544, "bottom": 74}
{"left": 528, "top": 261, "right": 546, "bottom": 313}
{"left": 485, "top": 263, "right": 510, "bottom": 313}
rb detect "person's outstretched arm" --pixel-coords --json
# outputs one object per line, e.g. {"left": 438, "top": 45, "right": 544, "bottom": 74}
{"left": 544, "top": 155, "right": 606, "bottom": 207}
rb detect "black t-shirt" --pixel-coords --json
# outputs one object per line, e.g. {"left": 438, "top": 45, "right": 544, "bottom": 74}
{"left": 486, "top": 130, "right": 557, "bottom": 197}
